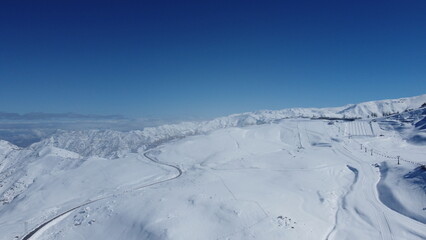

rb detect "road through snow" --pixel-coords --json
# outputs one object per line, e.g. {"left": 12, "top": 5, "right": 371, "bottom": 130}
{"left": 12, "top": 119, "right": 426, "bottom": 240}
{"left": 20, "top": 151, "right": 182, "bottom": 240}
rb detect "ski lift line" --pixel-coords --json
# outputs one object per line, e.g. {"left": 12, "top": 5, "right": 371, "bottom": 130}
{"left": 353, "top": 139, "right": 425, "bottom": 167}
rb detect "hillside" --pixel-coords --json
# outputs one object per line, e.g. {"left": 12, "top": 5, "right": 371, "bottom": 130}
{"left": 0, "top": 94, "right": 425, "bottom": 240}
{"left": 30, "top": 94, "right": 426, "bottom": 158}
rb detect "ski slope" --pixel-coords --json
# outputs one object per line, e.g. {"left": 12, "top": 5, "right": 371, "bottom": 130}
{"left": 342, "top": 121, "right": 376, "bottom": 137}
{"left": 26, "top": 94, "right": 426, "bottom": 158}
{"left": 1, "top": 94, "right": 425, "bottom": 240}
{"left": 1, "top": 118, "right": 424, "bottom": 240}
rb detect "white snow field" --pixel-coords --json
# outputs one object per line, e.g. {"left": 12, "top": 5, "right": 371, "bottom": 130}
{"left": 0, "top": 94, "right": 426, "bottom": 240}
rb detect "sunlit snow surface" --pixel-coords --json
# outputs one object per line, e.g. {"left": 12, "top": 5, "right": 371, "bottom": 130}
{"left": 22, "top": 94, "right": 426, "bottom": 158}
{"left": 1, "top": 117, "right": 425, "bottom": 240}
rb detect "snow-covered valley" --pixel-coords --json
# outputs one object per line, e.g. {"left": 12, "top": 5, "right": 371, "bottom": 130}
{"left": 1, "top": 95, "right": 426, "bottom": 240}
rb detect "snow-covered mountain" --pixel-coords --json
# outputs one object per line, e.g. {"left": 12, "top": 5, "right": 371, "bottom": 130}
{"left": 1, "top": 94, "right": 426, "bottom": 240}
{"left": 334, "top": 94, "right": 426, "bottom": 117}
{"left": 378, "top": 107, "right": 426, "bottom": 144}
{"left": 0, "top": 140, "right": 19, "bottom": 160}
{"left": 31, "top": 94, "right": 426, "bottom": 158}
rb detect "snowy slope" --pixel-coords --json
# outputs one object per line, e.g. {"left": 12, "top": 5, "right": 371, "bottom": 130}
{"left": 377, "top": 107, "right": 426, "bottom": 144}
{"left": 31, "top": 94, "right": 426, "bottom": 158}
{"left": 1, "top": 119, "right": 423, "bottom": 240}
{"left": 335, "top": 94, "right": 426, "bottom": 118}
{"left": 0, "top": 94, "right": 425, "bottom": 240}
{"left": 0, "top": 149, "right": 174, "bottom": 239}
{"left": 0, "top": 140, "right": 19, "bottom": 163}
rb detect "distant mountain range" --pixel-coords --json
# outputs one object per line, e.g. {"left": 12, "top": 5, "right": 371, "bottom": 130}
{"left": 25, "top": 94, "right": 425, "bottom": 158}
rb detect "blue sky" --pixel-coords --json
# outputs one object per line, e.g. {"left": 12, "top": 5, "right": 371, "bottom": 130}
{"left": 1, "top": 1, "right": 425, "bottom": 118}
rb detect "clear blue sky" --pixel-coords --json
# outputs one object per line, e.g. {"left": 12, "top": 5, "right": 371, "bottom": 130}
{"left": 1, "top": 1, "right": 425, "bottom": 118}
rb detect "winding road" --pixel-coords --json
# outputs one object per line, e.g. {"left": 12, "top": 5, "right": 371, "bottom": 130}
{"left": 20, "top": 151, "right": 182, "bottom": 240}
{"left": 16, "top": 119, "right": 425, "bottom": 239}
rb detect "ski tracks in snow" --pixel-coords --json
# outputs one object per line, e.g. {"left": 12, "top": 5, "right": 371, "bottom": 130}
{"left": 344, "top": 121, "right": 375, "bottom": 137}
{"left": 329, "top": 145, "right": 393, "bottom": 240}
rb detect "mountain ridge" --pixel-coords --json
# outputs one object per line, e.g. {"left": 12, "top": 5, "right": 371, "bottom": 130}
{"left": 28, "top": 94, "right": 426, "bottom": 158}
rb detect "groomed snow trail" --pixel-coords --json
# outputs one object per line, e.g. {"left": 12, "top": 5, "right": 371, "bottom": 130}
{"left": 329, "top": 119, "right": 425, "bottom": 239}
{"left": 12, "top": 119, "right": 426, "bottom": 240}
{"left": 20, "top": 151, "right": 182, "bottom": 240}
{"left": 327, "top": 145, "right": 393, "bottom": 240}
{"left": 344, "top": 121, "right": 375, "bottom": 137}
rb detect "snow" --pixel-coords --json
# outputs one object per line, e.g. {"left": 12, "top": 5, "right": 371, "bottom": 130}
{"left": 0, "top": 94, "right": 425, "bottom": 240}
{"left": 30, "top": 94, "right": 426, "bottom": 159}
{"left": 37, "top": 146, "right": 80, "bottom": 159}
{"left": 377, "top": 163, "right": 426, "bottom": 224}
